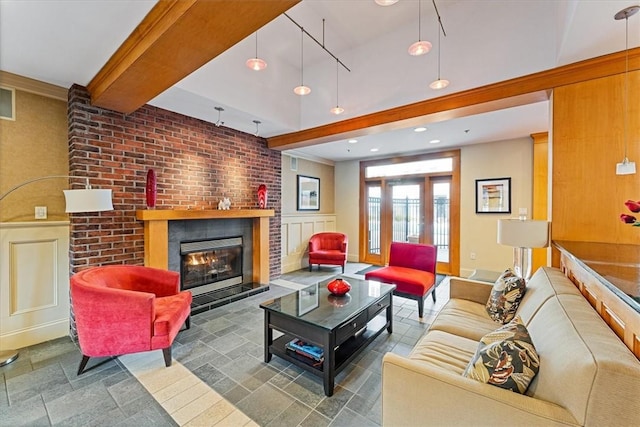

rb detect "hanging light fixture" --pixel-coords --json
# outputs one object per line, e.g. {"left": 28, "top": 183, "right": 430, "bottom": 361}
{"left": 246, "top": 32, "right": 267, "bottom": 71}
{"left": 214, "top": 106, "right": 224, "bottom": 127}
{"left": 408, "top": 0, "right": 432, "bottom": 56}
{"left": 430, "top": 21, "right": 449, "bottom": 89}
{"left": 375, "top": 0, "right": 399, "bottom": 5}
{"left": 253, "top": 120, "right": 261, "bottom": 136}
{"left": 294, "top": 28, "right": 311, "bottom": 96}
{"left": 429, "top": 0, "right": 448, "bottom": 89}
{"left": 615, "top": 5, "right": 638, "bottom": 175}
{"left": 330, "top": 59, "right": 344, "bottom": 115}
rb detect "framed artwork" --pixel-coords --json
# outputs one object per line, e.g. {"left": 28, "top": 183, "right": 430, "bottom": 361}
{"left": 297, "top": 175, "right": 320, "bottom": 211}
{"left": 476, "top": 177, "right": 511, "bottom": 214}
{"left": 297, "top": 283, "right": 319, "bottom": 315}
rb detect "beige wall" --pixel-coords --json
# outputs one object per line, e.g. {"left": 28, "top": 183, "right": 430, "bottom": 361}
{"left": 460, "top": 138, "right": 534, "bottom": 277}
{"left": 335, "top": 160, "right": 360, "bottom": 261}
{"left": 0, "top": 76, "right": 68, "bottom": 222}
{"left": 281, "top": 155, "right": 335, "bottom": 215}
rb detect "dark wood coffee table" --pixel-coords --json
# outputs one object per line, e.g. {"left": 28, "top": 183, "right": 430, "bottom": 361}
{"left": 260, "top": 276, "right": 395, "bottom": 396}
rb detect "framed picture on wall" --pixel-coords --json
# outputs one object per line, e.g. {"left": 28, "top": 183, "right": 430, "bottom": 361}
{"left": 475, "top": 177, "right": 511, "bottom": 213}
{"left": 297, "top": 175, "right": 320, "bottom": 211}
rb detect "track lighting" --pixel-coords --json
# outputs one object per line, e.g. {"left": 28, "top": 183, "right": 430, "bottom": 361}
{"left": 214, "top": 107, "right": 224, "bottom": 127}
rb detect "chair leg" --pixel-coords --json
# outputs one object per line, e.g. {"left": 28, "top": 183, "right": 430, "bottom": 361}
{"left": 162, "top": 347, "right": 172, "bottom": 367}
{"left": 77, "top": 355, "right": 90, "bottom": 376}
{"left": 431, "top": 290, "right": 436, "bottom": 302}
{"left": 417, "top": 298, "right": 424, "bottom": 318}
{"left": 309, "top": 264, "right": 312, "bottom": 272}
{"left": 342, "top": 264, "right": 345, "bottom": 274}
{"left": 185, "top": 315, "right": 191, "bottom": 330}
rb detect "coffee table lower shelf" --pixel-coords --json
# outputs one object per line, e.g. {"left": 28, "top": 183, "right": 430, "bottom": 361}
{"left": 266, "top": 315, "right": 390, "bottom": 395}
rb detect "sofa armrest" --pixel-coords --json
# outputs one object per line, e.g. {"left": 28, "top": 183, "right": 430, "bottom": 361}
{"left": 382, "top": 353, "right": 578, "bottom": 427}
{"left": 449, "top": 276, "right": 494, "bottom": 304}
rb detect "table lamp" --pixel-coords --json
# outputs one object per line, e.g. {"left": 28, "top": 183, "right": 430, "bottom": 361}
{"left": 0, "top": 175, "right": 113, "bottom": 366}
{"left": 497, "top": 219, "right": 550, "bottom": 281}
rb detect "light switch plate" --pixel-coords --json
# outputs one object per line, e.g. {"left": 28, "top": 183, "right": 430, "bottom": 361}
{"left": 35, "top": 206, "right": 47, "bottom": 219}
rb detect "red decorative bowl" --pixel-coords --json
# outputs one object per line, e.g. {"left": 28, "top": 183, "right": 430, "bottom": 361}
{"left": 327, "top": 278, "right": 351, "bottom": 296}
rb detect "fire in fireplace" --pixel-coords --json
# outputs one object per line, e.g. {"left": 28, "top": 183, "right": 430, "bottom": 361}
{"left": 180, "top": 237, "right": 243, "bottom": 296}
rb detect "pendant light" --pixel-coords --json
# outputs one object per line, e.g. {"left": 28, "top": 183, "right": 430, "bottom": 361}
{"left": 246, "top": 32, "right": 267, "bottom": 71}
{"left": 615, "top": 5, "right": 638, "bottom": 175}
{"left": 408, "top": 0, "right": 432, "bottom": 56}
{"left": 375, "top": 0, "right": 399, "bottom": 5}
{"left": 330, "top": 59, "right": 344, "bottom": 115}
{"left": 430, "top": 21, "right": 449, "bottom": 90}
{"left": 294, "top": 28, "right": 311, "bottom": 96}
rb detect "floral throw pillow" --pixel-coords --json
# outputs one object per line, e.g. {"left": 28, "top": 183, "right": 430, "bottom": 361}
{"left": 463, "top": 316, "right": 540, "bottom": 394}
{"left": 485, "top": 268, "right": 526, "bottom": 324}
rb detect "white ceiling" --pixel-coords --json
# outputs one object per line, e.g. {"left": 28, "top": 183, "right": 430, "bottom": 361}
{"left": 1, "top": 0, "right": 638, "bottom": 162}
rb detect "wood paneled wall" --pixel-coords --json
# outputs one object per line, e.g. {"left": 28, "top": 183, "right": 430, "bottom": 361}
{"left": 552, "top": 71, "right": 640, "bottom": 244}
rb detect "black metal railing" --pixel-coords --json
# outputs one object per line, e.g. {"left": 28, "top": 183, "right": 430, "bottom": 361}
{"left": 367, "top": 196, "right": 450, "bottom": 257}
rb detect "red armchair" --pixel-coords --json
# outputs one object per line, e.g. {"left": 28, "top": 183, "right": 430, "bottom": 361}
{"left": 70, "top": 265, "right": 192, "bottom": 375}
{"left": 365, "top": 242, "right": 437, "bottom": 318}
{"left": 308, "top": 232, "right": 348, "bottom": 273}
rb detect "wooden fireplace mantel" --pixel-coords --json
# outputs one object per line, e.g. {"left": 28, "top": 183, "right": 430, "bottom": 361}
{"left": 136, "top": 209, "right": 275, "bottom": 284}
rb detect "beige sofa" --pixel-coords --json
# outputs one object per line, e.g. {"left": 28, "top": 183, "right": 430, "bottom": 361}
{"left": 382, "top": 267, "right": 640, "bottom": 426}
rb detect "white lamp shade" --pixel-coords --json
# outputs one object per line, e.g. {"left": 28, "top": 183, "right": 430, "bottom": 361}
{"left": 63, "top": 189, "right": 113, "bottom": 213}
{"left": 497, "top": 219, "right": 550, "bottom": 248}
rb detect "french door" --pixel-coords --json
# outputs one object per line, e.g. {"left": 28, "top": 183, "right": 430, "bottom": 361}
{"left": 362, "top": 176, "right": 452, "bottom": 274}
{"left": 360, "top": 151, "right": 459, "bottom": 276}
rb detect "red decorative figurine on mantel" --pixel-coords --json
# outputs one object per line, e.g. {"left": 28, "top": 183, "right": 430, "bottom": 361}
{"left": 146, "top": 169, "right": 157, "bottom": 209}
{"left": 258, "top": 184, "right": 268, "bottom": 208}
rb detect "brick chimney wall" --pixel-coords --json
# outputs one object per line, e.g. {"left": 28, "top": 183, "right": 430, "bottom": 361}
{"left": 67, "top": 84, "right": 282, "bottom": 276}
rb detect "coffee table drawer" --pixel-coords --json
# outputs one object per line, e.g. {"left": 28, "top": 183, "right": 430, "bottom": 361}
{"left": 367, "top": 294, "right": 391, "bottom": 319}
{"left": 336, "top": 310, "right": 368, "bottom": 343}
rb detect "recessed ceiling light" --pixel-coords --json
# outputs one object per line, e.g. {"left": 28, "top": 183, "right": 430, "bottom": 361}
{"left": 348, "top": 139, "right": 358, "bottom": 144}
{"left": 429, "top": 139, "right": 440, "bottom": 144}
{"left": 414, "top": 127, "right": 427, "bottom": 132}
{"left": 370, "top": 148, "right": 379, "bottom": 152}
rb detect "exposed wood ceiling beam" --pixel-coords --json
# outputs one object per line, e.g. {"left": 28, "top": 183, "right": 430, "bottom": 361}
{"left": 267, "top": 47, "right": 640, "bottom": 151}
{"left": 87, "top": 0, "right": 300, "bottom": 114}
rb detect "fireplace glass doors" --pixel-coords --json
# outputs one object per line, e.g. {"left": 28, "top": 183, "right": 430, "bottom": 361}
{"left": 180, "top": 237, "right": 243, "bottom": 296}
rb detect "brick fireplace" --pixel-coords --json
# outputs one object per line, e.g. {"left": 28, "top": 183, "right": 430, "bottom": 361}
{"left": 67, "top": 85, "right": 282, "bottom": 277}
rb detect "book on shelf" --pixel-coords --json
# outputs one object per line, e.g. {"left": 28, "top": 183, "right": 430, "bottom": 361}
{"left": 285, "top": 338, "right": 324, "bottom": 361}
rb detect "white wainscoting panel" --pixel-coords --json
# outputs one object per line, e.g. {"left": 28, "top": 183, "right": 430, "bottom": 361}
{"left": 281, "top": 214, "right": 337, "bottom": 273}
{"left": 1, "top": 221, "right": 70, "bottom": 349}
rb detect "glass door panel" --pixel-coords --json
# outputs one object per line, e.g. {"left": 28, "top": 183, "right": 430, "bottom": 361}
{"left": 390, "top": 184, "right": 422, "bottom": 244}
{"left": 433, "top": 179, "right": 451, "bottom": 270}
{"left": 363, "top": 183, "right": 382, "bottom": 265}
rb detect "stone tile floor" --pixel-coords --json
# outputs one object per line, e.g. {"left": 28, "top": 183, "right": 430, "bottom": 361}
{"left": 0, "top": 263, "right": 449, "bottom": 426}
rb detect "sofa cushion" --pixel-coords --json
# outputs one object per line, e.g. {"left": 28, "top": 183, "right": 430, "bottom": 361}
{"left": 409, "top": 330, "right": 478, "bottom": 374}
{"left": 485, "top": 269, "right": 526, "bottom": 323}
{"left": 429, "top": 299, "right": 499, "bottom": 341}
{"left": 463, "top": 316, "right": 539, "bottom": 394}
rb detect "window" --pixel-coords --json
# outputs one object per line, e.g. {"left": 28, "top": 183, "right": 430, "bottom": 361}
{"left": 365, "top": 158, "right": 452, "bottom": 178}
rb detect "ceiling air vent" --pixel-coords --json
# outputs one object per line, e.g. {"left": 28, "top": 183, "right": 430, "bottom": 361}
{"left": 0, "top": 87, "right": 15, "bottom": 121}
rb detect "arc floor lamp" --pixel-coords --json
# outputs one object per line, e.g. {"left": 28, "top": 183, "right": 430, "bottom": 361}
{"left": 0, "top": 175, "right": 113, "bottom": 366}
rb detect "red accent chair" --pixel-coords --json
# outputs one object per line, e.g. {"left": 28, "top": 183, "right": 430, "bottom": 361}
{"left": 365, "top": 242, "right": 437, "bottom": 318}
{"left": 308, "top": 232, "right": 348, "bottom": 273}
{"left": 70, "top": 265, "right": 192, "bottom": 375}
